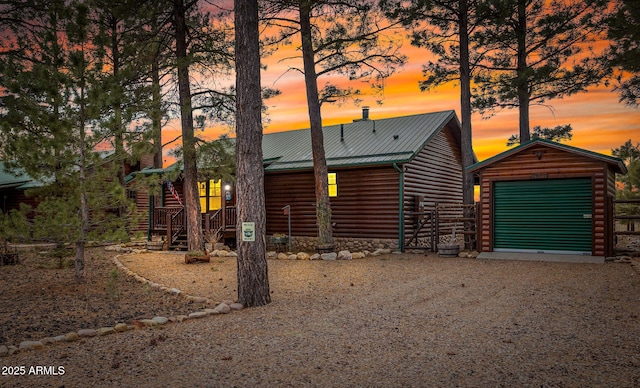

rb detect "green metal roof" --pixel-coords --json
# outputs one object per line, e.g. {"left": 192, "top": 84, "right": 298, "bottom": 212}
{"left": 468, "top": 138, "right": 628, "bottom": 174}
{"left": 0, "top": 162, "right": 34, "bottom": 189}
{"left": 262, "top": 110, "right": 460, "bottom": 171}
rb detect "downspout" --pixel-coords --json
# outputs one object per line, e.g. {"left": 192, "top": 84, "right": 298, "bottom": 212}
{"left": 393, "top": 163, "right": 405, "bottom": 252}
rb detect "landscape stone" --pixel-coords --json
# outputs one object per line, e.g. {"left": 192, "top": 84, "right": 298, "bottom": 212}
{"left": 297, "top": 252, "right": 311, "bottom": 260}
{"left": 139, "top": 319, "right": 158, "bottom": 327}
{"left": 0, "top": 345, "right": 9, "bottom": 357}
{"left": 310, "top": 253, "right": 321, "bottom": 260}
{"left": 277, "top": 252, "right": 289, "bottom": 260}
{"left": 321, "top": 252, "right": 337, "bottom": 260}
{"left": 372, "top": 248, "right": 392, "bottom": 256}
{"left": 267, "top": 251, "right": 278, "bottom": 259}
{"left": 337, "top": 250, "right": 353, "bottom": 260}
{"left": 19, "top": 341, "right": 44, "bottom": 351}
{"left": 227, "top": 251, "right": 238, "bottom": 257}
{"left": 204, "top": 308, "right": 220, "bottom": 315}
{"left": 176, "top": 315, "right": 189, "bottom": 322}
{"left": 65, "top": 332, "right": 80, "bottom": 342}
{"left": 53, "top": 335, "right": 67, "bottom": 342}
{"left": 188, "top": 311, "right": 209, "bottom": 319}
{"left": 352, "top": 252, "right": 365, "bottom": 259}
{"left": 40, "top": 337, "right": 57, "bottom": 345}
{"left": 229, "top": 303, "right": 244, "bottom": 311}
{"left": 114, "top": 323, "right": 129, "bottom": 332}
{"left": 77, "top": 329, "right": 97, "bottom": 337}
{"left": 97, "top": 327, "right": 116, "bottom": 336}
{"left": 214, "top": 303, "right": 231, "bottom": 314}
{"left": 152, "top": 316, "right": 169, "bottom": 325}
{"left": 288, "top": 254, "right": 297, "bottom": 260}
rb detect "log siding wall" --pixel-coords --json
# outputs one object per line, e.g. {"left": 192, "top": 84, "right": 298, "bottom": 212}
{"left": 475, "top": 144, "right": 616, "bottom": 256}
{"left": 403, "top": 126, "right": 464, "bottom": 240}
{"left": 265, "top": 166, "right": 400, "bottom": 239}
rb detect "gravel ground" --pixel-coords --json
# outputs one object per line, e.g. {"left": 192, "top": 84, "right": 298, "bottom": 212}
{"left": 2, "top": 252, "right": 640, "bottom": 387}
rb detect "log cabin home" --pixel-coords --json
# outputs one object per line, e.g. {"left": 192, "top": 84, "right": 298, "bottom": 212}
{"left": 148, "top": 109, "right": 471, "bottom": 252}
{"left": 1, "top": 154, "right": 156, "bottom": 237}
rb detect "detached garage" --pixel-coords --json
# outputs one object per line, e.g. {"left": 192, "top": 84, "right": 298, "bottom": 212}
{"left": 469, "top": 139, "right": 627, "bottom": 259}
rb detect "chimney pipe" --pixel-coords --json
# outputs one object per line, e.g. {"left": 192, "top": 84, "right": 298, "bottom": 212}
{"left": 340, "top": 123, "right": 344, "bottom": 142}
{"left": 362, "top": 106, "right": 370, "bottom": 121}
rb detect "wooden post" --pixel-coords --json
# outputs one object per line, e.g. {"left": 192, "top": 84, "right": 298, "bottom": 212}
{"left": 166, "top": 212, "right": 172, "bottom": 247}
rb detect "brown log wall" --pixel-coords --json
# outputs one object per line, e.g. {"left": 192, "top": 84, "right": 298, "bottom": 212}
{"left": 475, "top": 144, "right": 615, "bottom": 256}
{"left": 404, "top": 125, "right": 464, "bottom": 240}
{"left": 265, "top": 166, "right": 400, "bottom": 239}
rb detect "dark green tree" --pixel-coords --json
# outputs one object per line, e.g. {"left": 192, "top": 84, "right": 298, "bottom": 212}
{"left": 605, "top": 0, "right": 640, "bottom": 106}
{"left": 472, "top": 0, "right": 610, "bottom": 142}
{"left": 506, "top": 124, "right": 573, "bottom": 146}
{"left": 0, "top": 0, "right": 131, "bottom": 282}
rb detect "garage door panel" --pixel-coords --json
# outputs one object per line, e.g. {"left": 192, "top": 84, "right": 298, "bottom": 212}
{"left": 493, "top": 178, "right": 592, "bottom": 254}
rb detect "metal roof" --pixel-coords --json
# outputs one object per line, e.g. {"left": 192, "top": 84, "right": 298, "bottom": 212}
{"left": 0, "top": 162, "right": 34, "bottom": 189}
{"left": 468, "top": 138, "right": 627, "bottom": 175}
{"left": 263, "top": 110, "right": 459, "bottom": 171}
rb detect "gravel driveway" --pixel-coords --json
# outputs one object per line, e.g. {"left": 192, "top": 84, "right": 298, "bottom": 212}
{"left": 2, "top": 253, "right": 639, "bottom": 387}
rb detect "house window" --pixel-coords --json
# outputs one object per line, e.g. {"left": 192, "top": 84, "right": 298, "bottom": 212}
{"left": 198, "top": 179, "right": 222, "bottom": 213}
{"left": 328, "top": 173, "right": 337, "bottom": 197}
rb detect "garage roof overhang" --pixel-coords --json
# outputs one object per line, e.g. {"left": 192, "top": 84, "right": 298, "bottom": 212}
{"left": 467, "top": 138, "right": 628, "bottom": 175}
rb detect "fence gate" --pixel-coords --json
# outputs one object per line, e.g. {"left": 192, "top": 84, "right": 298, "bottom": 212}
{"left": 403, "top": 202, "right": 477, "bottom": 252}
{"left": 614, "top": 199, "right": 640, "bottom": 253}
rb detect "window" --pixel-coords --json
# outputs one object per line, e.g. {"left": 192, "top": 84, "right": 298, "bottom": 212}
{"left": 198, "top": 179, "right": 222, "bottom": 213}
{"left": 328, "top": 172, "right": 337, "bottom": 197}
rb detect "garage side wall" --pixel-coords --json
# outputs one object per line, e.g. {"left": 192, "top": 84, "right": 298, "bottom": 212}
{"left": 476, "top": 144, "right": 612, "bottom": 256}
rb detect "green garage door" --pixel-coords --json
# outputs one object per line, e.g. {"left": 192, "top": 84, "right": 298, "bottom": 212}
{"left": 493, "top": 178, "right": 593, "bottom": 254}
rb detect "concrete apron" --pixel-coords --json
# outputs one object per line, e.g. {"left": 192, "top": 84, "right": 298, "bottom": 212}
{"left": 477, "top": 251, "right": 605, "bottom": 264}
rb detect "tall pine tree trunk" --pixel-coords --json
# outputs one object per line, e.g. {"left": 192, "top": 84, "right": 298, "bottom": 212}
{"left": 151, "top": 55, "right": 163, "bottom": 168}
{"left": 299, "top": 0, "right": 333, "bottom": 248}
{"left": 459, "top": 0, "right": 475, "bottom": 249}
{"left": 516, "top": 0, "right": 530, "bottom": 142}
{"left": 235, "top": 0, "right": 270, "bottom": 307}
{"left": 173, "top": 0, "right": 203, "bottom": 251}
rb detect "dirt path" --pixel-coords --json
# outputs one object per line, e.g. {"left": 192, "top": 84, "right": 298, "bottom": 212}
{"left": 2, "top": 252, "right": 640, "bottom": 387}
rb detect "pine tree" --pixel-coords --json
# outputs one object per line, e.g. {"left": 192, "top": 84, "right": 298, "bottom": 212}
{"left": 263, "top": 0, "right": 405, "bottom": 249}
{"left": 472, "top": 0, "right": 610, "bottom": 142}
{"left": 0, "top": 0, "right": 132, "bottom": 282}
{"left": 235, "top": 0, "right": 271, "bottom": 307}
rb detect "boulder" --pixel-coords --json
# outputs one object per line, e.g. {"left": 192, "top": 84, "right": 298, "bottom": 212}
{"left": 214, "top": 303, "right": 231, "bottom": 314}
{"left": 321, "top": 252, "right": 337, "bottom": 260}
{"left": 337, "top": 250, "right": 353, "bottom": 260}
{"left": 97, "top": 327, "right": 116, "bottom": 336}
{"left": 151, "top": 316, "right": 169, "bottom": 325}
{"left": 188, "top": 311, "right": 209, "bottom": 319}
{"left": 65, "top": 332, "right": 80, "bottom": 342}
{"left": 77, "top": 329, "right": 97, "bottom": 338}
{"left": 114, "top": 323, "right": 129, "bottom": 332}
{"left": 297, "top": 252, "right": 311, "bottom": 260}
{"left": 19, "top": 341, "right": 44, "bottom": 351}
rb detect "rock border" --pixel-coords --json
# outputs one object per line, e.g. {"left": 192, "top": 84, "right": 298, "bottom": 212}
{"left": 0, "top": 251, "right": 244, "bottom": 358}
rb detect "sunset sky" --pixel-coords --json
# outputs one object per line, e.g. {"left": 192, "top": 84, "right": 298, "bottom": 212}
{"left": 164, "top": 29, "right": 640, "bottom": 166}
